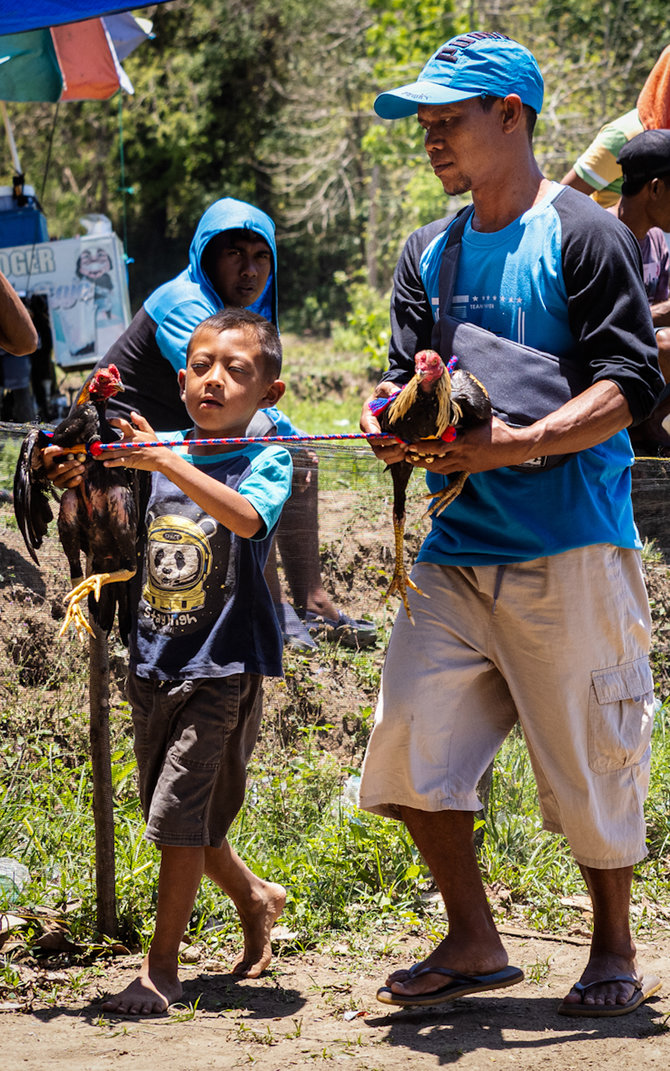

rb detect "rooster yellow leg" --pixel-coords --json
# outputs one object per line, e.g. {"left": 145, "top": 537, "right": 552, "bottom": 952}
{"left": 426, "top": 471, "right": 470, "bottom": 517}
{"left": 58, "top": 569, "right": 136, "bottom": 641}
{"left": 386, "top": 513, "right": 427, "bottom": 624}
{"left": 58, "top": 601, "right": 94, "bottom": 641}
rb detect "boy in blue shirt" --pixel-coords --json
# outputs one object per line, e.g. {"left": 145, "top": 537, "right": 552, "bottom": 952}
{"left": 99, "top": 307, "right": 292, "bottom": 1015}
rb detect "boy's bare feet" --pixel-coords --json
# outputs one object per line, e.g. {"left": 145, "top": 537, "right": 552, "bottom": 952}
{"left": 231, "top": 881, "right": 287, "bottom": 978}
{"left": 101, "top": 954, "right": 182, "bottom": 1015}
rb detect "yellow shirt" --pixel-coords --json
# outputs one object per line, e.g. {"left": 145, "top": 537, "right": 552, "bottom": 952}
{"left": 574, "top": 108, "right": 644, "bottom": 207}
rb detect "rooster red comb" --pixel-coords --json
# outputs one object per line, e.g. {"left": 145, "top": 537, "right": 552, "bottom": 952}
{"left": 82, "top": 364, "right": 124, "bottom": 403}
{"left": 414, "top": 349, "right": 445, "bottom": 380}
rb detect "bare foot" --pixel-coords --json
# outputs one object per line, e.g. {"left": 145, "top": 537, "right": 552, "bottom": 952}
{"left": 386, "top": 933, "right": 509, "bottom": 998}
{"left": 561, "top": 952, "right": 641, "bottom": 1010}
{"left": 231, "top": 881, "right": 287, "bottom": 978}
{"left": 306, "top": 595, "right": 340, "bottom": 621}
{"left": 101, "top": 954, "right": 182, "bottom": 1015}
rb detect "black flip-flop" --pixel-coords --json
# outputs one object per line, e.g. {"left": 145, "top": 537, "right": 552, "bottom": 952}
{"left": 376, "top": 963, "right": 524, "bottom": 1007}
{"left": 303, "top": 610, "right": 377, "bottom": 649}
{"left": 557, "top": 973, "right": 662, "bottom": 1017}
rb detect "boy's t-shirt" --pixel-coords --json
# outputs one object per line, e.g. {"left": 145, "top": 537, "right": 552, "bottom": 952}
{"left": 129, "top": 437, "right": 292, "bottom": 681}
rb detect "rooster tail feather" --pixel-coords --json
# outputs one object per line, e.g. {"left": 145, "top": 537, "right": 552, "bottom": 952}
{"left": 436, "top": 374, "right": 457, "bottom": 434}
{"left": 387, "top": 376, "right": 421, "bottom": 423}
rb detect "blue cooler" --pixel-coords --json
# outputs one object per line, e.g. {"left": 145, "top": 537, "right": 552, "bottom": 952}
{"left": 0, "top": 185, "right": 49, "bottom": 247}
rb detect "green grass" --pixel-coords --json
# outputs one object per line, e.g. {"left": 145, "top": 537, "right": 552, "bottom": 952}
{"left": 2, "top": 690, "right": 669, "bottom": 957}
{"left": 2, "top": 334, "right": 670, "bottom": 980}
{"left": 278, "top": 333, "right": 381, "bottom": 435}
{"left": 0, "top": 436, "right": 21, "bottom": 493}
{"left": 0, "top": 706, "right": 423, "bottom": 952}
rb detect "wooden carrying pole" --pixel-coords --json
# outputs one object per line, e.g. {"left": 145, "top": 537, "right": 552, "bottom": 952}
{"left": 88, "top": 622, "right": 118, "bottom": 938}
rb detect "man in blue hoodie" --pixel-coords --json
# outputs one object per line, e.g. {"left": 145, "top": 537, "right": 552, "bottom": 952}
{"left": 91, "top": 199, "right": 278, "bottom": 431}
{"left": 47, "top": 197, "right": 375, "bottom": 650}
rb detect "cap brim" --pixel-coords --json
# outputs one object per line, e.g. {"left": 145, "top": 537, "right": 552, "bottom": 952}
{"left": 374, "top": 80, "right": 478, "bottom": 119}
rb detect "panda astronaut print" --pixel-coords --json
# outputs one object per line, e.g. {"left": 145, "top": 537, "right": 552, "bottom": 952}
{"left": 138, "top": 482, "right": 234, "bottom": 636}
{"left": 128, "top": 446, "right": 286, "bottom": 683}
{"left": 143, "top": 509, "right": 224, "bottom": 624}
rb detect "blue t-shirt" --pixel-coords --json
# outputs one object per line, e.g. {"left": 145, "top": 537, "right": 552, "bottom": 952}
{"left": 386, "top": 183, "right": 661, "bottom": 565}
{"left": 130, "top": 438, "right": 292, "bottom": 680}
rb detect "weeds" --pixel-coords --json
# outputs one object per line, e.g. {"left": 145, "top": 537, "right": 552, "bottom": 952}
{"left": 235, "top": 1021, "right": 277, "bottom": 1046}
{"left": 1, "top": 462, "right": 670, "bottom": 1002}
{"left": 525, "top": 956, "right": 553, "bottom": 985}
{"left": 0, "top": 437, "right": 21, "bottom": 491}
{"left": 169, "top": 996, "right": 202, "bottom": 1021}
{"left": 3, "top": 702, "right": 670, "bottom": 960}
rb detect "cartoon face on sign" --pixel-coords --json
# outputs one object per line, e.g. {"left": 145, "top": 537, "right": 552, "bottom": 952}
{"left": 143, "top": 513, "right": 216, "bottom": 612}
{"left": 76, "top": 248, "right": 113, "bottom": 282}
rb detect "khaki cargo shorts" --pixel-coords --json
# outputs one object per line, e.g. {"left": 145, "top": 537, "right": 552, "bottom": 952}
{"left": 359, "top": 545, "right": 654, "bottom": 868}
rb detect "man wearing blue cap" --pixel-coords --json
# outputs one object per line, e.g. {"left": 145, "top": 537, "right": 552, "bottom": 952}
{"left": 359, "top": 32, "right": 663, "bottom": 1017}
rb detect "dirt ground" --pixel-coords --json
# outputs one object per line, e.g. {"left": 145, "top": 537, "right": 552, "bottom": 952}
{"left": 2, "top": 930, "right": 669, "bottom": 1071}
{"left": 2, "top": 480, "right": 670, "bottom": 1069}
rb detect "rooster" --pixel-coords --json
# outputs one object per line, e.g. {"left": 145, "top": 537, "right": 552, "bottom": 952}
{"left": 373, "top": 350, "right": 491, "bottom": 621}
{"left": 13, "top": 365, "right": 143, "bottom": 642}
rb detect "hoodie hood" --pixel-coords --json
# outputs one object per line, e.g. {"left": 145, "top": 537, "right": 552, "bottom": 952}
{"left": 144, "top": 197, "right": 279, "bottom": 328}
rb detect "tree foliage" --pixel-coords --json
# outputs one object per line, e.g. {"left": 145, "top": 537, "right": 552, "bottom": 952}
{"left": 2, "top": 0, "right": 669, "bottom": 323}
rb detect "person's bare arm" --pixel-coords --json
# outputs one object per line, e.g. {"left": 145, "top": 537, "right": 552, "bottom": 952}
{"left": 402, "top": 380, "right": 631, "bottom": 475}
{"left": 559, "top": 168, "right": 596, "bottom": 196}
{"left": 0, "top": 272, "right": 38, "bottom": 354}
{"left": 650, "top": 298, "right": 670, "bottom": 327}
{"left": 103, "top": 414, "right": 263, "bottom": 538}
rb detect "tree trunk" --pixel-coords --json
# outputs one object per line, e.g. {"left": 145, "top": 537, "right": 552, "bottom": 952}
{"left": 365, "top": 162, "right": 379, "bottom": 292}
{"left": 88, "top": 622, "right": 117, "bottom": 938}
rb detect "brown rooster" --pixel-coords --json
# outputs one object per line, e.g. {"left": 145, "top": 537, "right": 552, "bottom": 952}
{"left": 374, "top": 350, "right": 491, "bottom": 621}
{"left": 13, "top": 365, "right": 144, "bottom": 642}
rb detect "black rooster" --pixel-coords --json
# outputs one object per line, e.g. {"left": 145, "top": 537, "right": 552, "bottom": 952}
{"left": 13, "top": 365, "right": 142, "bottom": 642}
{"left": 376, "top": 349, "right": 491, "bottom": 621}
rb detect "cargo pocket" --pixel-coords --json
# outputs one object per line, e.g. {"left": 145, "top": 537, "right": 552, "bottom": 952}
{"left": 588, "top": 657, "right": 654, "bottom": 774}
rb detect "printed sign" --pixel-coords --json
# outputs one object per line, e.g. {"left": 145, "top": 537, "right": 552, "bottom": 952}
{"left": 0, "top": 233, "right": 131, "bottom": 368}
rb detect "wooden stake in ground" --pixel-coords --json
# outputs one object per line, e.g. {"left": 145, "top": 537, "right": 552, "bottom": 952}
{"left": 88, "top": 621, "right": 117, "bottom": 938}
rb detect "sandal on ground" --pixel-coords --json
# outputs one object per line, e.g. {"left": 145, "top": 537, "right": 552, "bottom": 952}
{"left": 376, "top": 963, "right": 524, "bottom": 1008}
{"left": 302, "top": 610, "right": 377, "bottom": 649}
{"left": 274, "top": 601, "right": 317, "bottom": 655}
{"left": 557, "top": 973, "right": 662, "bottom": 1017}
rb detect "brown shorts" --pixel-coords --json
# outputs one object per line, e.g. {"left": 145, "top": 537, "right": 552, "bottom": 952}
{"left": 127, "top": 673, "right": 264, "bottom": 848}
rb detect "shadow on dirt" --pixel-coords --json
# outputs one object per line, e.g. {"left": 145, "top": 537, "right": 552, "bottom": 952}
{"left": 364, "top": 991, "right": 665, "bottom": 1060}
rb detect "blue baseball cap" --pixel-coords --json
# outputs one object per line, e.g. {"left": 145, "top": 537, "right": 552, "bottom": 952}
{"left": 374, "top": 32, "right": 544, "bottom": 120}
